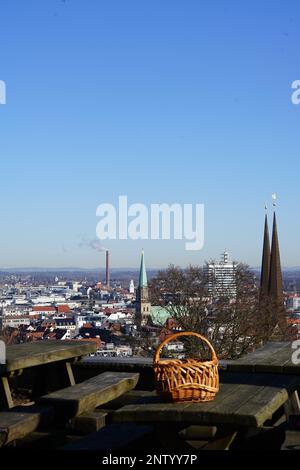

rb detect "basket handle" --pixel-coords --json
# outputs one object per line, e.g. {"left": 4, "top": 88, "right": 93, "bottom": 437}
{"left": 154, "top": 331, "right": 218, "bottom": 363}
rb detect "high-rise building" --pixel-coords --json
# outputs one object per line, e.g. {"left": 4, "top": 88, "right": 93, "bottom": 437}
{"left": 287, "top": 294, "right": 300, "bottom": 312}
{"left": 204, "top": 251, "right": 237, "bottom": 298}
{"left": 136, "top": 250, "right": 151, "bottom": 325}
{"left": 129, "top": 280, "right": 135, "bottom": 294}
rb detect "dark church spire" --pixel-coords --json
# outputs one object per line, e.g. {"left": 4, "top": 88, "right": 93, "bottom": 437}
{"left": 259, "top": 198, "right": 286, "bottom": 337}
{"left": 268, "top": 211, "right": 284, "bottom": 304}
{"left": 259, "top": 212, "right": 271, "bottom": 301}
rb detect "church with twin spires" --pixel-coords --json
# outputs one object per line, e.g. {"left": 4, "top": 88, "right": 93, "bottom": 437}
{"left": 259, "top": 207, "right": 287, "bottom": 333}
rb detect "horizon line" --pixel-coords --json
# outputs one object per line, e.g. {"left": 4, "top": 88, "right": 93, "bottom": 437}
{"left": 1, "top": 265, "right": 300, "bottom": 272}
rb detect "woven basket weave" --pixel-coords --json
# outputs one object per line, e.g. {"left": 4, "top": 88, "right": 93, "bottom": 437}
{"left": 154, "top": 332, "right": 219, "bottom": 403}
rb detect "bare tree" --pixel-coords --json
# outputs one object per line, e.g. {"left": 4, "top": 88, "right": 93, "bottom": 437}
{"left": 150, "top": 262, "right": 286, "bottom": 360}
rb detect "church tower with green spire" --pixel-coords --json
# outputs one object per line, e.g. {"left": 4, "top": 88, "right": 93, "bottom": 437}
{"left": 136, "top": 250, "right": 151, "bottom": 325}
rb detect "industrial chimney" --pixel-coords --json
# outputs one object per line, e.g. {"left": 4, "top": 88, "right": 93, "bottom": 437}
{"left": 106, "top": 250, "right": 110, "bottom": 288}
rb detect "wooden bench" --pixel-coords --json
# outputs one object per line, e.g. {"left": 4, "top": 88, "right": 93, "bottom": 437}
{"left": 0, "top": 406, "right": 54, "bottom": 447}
{"left": 38, "top": 372, "right": 140, "bottom": 420}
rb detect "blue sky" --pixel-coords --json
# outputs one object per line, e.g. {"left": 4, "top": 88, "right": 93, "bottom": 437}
{"left": 0, "top": 0, "right": 300, "bottom": 269}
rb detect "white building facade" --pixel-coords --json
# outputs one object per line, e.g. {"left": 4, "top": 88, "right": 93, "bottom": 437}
{"left": 287, "top": 294, "right": 300, "bottom": 312}
{"left": 204, "top": 251, "right": 237, "bottom": 298}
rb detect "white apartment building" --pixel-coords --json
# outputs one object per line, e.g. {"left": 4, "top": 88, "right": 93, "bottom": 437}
{"left": 129, "top": 280, "right": 135, "bottom": 294}
{"left": 287, "top": 294, "right": 300, "bottom": 312}
{"left": 204, "top": 251, "right": 237, "bottom": 298}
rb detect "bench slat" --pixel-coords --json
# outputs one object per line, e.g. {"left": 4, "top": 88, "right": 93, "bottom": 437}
{"left": 0, "top": 406, "right": 54, "bottom": 447}
{"left": 38, "top": 372, "right": 139, "bottom": 419}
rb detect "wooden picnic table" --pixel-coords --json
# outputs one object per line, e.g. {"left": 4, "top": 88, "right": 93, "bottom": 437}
{"left": 111, "top": 372, "right": 300, "bottom": 450}
{"left": 225, "top": 342, "right": 300, "bottom": 375}
{"left": 0, "top": 341, "right": 97, "bottom": 410}
{"left": 224, "top": 342, "right": 300, "bottom": 421}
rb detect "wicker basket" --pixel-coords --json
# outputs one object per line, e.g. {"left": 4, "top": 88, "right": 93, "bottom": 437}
{"left": 154, "top": 332, "right": 219, "bottom": 403}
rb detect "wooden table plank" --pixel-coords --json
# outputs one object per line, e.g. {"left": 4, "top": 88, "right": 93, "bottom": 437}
{"left": 112, "top": 385, "right": 260, "bottom": 427}
{"left": 233, "top": 375, "right": 300, "bottom": 427}
{"left": 226, "top": 343, "right": 289, "bottom": 369}
{"left": 112, "top": 373, "right": 300, "bottom": 428}
{"left": 254, "top": 344, "right": 295, "bottom": 371}
{"left": 226, "top": 342, "right": 300, "bottom": 375}
{"left": 181, "top": 373, "right": 274, "bottom": 427}
{"left": 0, "top": 341, "right": 97, "bottom": 375}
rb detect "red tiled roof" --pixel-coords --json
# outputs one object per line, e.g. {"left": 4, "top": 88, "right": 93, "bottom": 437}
{"left": 32, "top": 306, "right": 56, "bottom": 312}
{"left": 57, "top": 305, "right": 71, "bottom": 313}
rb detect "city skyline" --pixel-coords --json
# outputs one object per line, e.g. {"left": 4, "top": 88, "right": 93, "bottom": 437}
{"left": 1, "top": 1, "right": 300, "bottom": 268}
